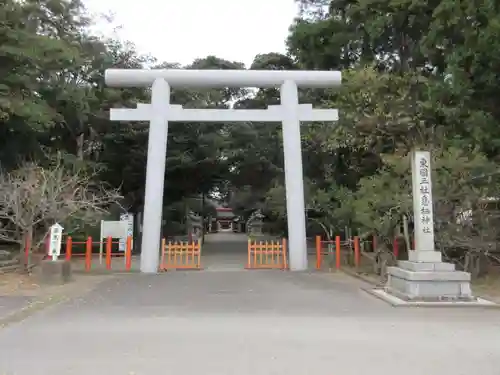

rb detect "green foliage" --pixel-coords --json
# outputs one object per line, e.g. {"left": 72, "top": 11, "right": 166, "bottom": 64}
{"left": 272, "top": 0, "right": 500, "bottom": 256}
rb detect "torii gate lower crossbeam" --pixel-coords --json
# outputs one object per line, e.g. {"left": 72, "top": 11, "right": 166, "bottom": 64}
{"left": 105, "top": 69, "right": 341, "bottom": 273}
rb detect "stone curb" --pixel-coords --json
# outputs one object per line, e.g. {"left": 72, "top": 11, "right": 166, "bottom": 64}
{"left": 362, "top": 286, "right": 500, "bottom": 309}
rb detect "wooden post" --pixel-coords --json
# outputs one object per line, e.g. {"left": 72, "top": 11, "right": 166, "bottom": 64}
{"left": 282, "top": 238, "right": 288, "bottom": 270}
{"left": 393, "top": 237, "right": 399, "bottom": 259}
{"left": 85, "top": 236, "right": 92, "bottom": 272}
{"left": 195, "top": 240, "right": 201, "bottom": 269}
{"left": 335, "top": 235, "right": 341, "bottom": 270}
{"left": 315, "top": 236, "right": 322, "bottom": 270}
{"left": 65, "top": 237, "right": 72, "bottom": 261}
{"left": 45, "top": 234, "right": 50, "bottom": 259}
{"left": 246, "top": 239, "right": 252, "bottom": 268}
{"left": 125, "top": 236, "right": 132, "bottom": 271}
{"left": 106, "top": 236, "right": 112, "bottom": 270}
{"left": 354, "top": 236, "right": 360, "bottom": 268}
{"left": 160, "top": 238, "right": 166, "bottom": 271}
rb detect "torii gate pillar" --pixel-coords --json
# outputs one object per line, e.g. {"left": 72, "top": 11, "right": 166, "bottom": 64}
{"left": 105, "top": 69, "right": 341, "bottom": 273}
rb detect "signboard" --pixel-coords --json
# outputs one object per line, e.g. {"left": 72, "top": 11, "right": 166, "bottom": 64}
{"left": 119, "top": 213, "right": 134, "bottom": 251}
{"left": 48, "top": 223, "right": 63, "bottom": 261}
{"left": 99, "top": 220, "right": 128, "bottom": 264}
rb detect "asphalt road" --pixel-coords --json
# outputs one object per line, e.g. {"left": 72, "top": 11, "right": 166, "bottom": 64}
{"left": 1, "top": 268, "right": 499, "bottom": 375}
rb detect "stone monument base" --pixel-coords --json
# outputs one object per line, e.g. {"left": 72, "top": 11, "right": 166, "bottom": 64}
{"left": 385, "top": 260, "right": 474, "bottom": 301}
{"left": 37, "top": 259, "right": 72, "bottom": 285}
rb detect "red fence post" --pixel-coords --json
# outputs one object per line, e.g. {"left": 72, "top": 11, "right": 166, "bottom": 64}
{"left": 315, "top": 236, "right": 322, "bottom": 270}
{"left": 85, "top": 236, "right": 92, "bottom": 272}
{"left": 45, "top": 235, "right": 50, "bottom": 259}
{"left": 65, "top": 237, "right": 72, "bottom": 261}
{"left": 105, "top": 236, "right": 112, "bottom": 270}
{"left": 335, "top": 235, "right": 341, "bottom": 270}
{"left": 282, "top": 238, "right": 288, "bottom": 270}
{"left": 125, "top": 236, "right": 132, "bottom": 271}
{"left": 354, "top": 236, "right": 360, "bottom": 268}
{"left": 393, "top": 237, "right": 399, "bottom": 259}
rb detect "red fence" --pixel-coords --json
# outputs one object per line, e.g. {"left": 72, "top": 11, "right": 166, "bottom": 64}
{"left": 160, "top": 239, "right": 202, "bottom": 271}
{"left": 315, "top": 236, "right": 360, "bottom": 270}
{"left": 315, "top": 235, "right": 404, "bottom": 270}
{"left": 246, "top": 239, "right": 288, "bottom": 270}
{"left": 48, "top": 236, "right": 133, "bottom": 272}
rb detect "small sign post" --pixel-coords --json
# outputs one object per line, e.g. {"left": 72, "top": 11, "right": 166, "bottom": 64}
{"left": 48, "top": 223, "right": 64, "bottom": 261}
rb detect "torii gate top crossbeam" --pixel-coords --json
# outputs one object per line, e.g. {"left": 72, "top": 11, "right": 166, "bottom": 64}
{"left": 105, "top": 69, "right": 342, "bottom": 89}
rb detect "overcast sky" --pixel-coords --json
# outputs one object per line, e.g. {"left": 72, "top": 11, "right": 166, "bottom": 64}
{"left": 84, "top": 0, "right": 299, "bottom": 67}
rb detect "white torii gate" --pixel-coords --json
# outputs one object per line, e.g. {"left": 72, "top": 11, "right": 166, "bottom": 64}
{"left": 105, "top": 69, "right": 341, "bottom": 273}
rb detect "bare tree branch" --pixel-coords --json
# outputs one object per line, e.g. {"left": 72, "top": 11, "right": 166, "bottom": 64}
{"left": 0, "top": 156, "right": 123, "bottom": 255}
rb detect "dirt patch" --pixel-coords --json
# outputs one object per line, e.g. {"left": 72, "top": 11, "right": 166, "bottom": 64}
{"left": 0, "top": 273, "right": 40, "bottom": 296}
{"left": 0, "top": 271, "right": 113, "bottom": 298}
{"left": 471, "top": 275, "right": 500, "bottom": 303}
{"left": 0, "top": 271, "right": 116, "bottom": 329}
{"left": 341, "top": 266, "right": 385, "bottom": 286}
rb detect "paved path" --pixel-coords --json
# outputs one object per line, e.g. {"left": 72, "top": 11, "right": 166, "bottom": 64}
{"left": 201, "top": 232, "right": 318, "bottom": 270}
{"left": 0, "top": 270, "right": 499, "bottom": 374}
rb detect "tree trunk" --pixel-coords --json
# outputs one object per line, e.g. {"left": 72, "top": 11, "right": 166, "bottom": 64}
{"left": 403, "top": 214, "right": 411, "bottom": 251}
{"left": 20, "top": 227, "right": 33, "bottom": 270}
{"left": 76, "top": 132, "right": 84, "bottom": 160}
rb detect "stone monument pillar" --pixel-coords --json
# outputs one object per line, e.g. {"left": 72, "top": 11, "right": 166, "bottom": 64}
{"left": 385, "top": 150, "right": 474, "bottom": 301}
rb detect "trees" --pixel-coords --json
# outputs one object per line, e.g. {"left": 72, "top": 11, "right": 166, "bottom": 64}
{"left": 1, "top": 0, "right": 243, "bottom": 235}
{"left": 280, "top": 0, "right": 500, "bottom": 275}
{"left": 0, "top": 0, "right": 239, "bottom": 255}
{"left": 0, "top": 0, "right": 81, "bottom": 167}
{"left": 0, "top": 156, "right": 121, "bottom": 263}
